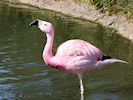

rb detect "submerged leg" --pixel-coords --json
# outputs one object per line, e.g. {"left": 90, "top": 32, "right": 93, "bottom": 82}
{"left": 77, "top": 74, "right": 84, "bottom": 95}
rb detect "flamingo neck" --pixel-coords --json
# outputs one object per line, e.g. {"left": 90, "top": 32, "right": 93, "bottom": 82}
{"left": 43, "top": 33, "right": 54, "bottom": 65}
{"left": 43, "top": 32, "right": 65, "bottom": 71}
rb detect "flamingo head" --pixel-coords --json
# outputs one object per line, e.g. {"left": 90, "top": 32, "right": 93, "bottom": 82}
{"left": 29, "top": 19, "right": 54, "bottom": 35}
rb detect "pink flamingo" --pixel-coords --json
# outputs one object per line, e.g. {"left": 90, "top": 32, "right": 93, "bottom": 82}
{"left": 29, "top": 19, "right": 127, "bottom": 95}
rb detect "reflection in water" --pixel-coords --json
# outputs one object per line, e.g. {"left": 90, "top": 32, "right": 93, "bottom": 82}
{"left": 0, "top": 1, "right": 133, "bottom": 100}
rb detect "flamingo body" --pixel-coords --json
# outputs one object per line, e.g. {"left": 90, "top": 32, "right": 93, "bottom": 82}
{"left": 29, "top": 19, "right": 127, "bottom": 95}
{"left": 52, "top": 39, "right": 103, "bottom": 73}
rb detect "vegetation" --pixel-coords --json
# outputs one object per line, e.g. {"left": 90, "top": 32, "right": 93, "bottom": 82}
{"left": 58, "top": 0, "right": 133, "bottom": 21}
{"left": 84, "top": 0, "right": 133, "bottom": 20}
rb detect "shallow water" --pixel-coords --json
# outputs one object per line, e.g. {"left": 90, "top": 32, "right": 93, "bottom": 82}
{"left": 0, "top": 2, "right": 133, "bottom": 100}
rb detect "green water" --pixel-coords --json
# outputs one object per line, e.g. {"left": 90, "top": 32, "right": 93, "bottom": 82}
{"left": 0, "top": 2, "right": 133, "bottom": 100}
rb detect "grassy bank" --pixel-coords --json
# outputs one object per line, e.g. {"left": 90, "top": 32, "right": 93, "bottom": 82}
{"left": 57, "top": 0, "right": 133, "bottom": 21}
{"left": 81, "top": 0, "right": 133, "bottom": 21}
{"left": 71, "top": 0, "right": 133, "bottom": 21}
{"left": 94, "top": 0, "right": 132, "bottom": 20}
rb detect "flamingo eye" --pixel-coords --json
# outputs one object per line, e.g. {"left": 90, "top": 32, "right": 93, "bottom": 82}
{"left": 44, "top": 24, "right": 47, "bottom": 26}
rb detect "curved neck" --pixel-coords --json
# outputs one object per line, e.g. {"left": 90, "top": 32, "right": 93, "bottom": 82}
{"left": 43, "top": 33, "right": 54, "bottom": 65}
{"left": 43, "top": 32, "right": 65, "bottom": 70}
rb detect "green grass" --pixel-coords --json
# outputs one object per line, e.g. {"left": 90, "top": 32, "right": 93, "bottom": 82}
{"left": 73, "top": 0, "right": 133, "bottom": 21}
{"left": 84, "top": 0, "right": 133, "bottom": 21}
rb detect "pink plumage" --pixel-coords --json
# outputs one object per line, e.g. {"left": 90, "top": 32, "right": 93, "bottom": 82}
{"left": 29, "top": 19, "right": 127, "bottom": 95}
{"left": 52, "top": 39, "right": 103, "bottom": 73}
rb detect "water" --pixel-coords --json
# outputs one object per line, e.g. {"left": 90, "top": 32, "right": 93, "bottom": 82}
{"left": 0, "top": 2, "right": 133, "bottom": 100}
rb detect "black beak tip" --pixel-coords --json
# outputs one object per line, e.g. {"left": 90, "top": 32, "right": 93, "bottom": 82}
{"left": 29, "top": 19, "right": 38, "bottom": 27}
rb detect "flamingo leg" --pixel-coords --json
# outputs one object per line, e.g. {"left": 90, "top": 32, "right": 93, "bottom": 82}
{"left": 77, "top": 74, "right": 84, "bottom": 95}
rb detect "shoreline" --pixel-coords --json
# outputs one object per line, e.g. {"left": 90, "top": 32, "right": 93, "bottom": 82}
{"left": 1, "top": 0, "right": 133, "bottom": 41}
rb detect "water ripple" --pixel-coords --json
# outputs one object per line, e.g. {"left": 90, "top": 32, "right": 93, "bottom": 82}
{"left": 0, "top": 69, "right": 11, "bottom": 73}
{"left": 0, "top": 52, "right": 7, "bottom": 55}
{"left": 0, "top": 84, "right": 15, "bottom": 100}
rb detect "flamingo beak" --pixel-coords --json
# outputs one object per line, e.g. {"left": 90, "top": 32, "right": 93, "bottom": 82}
{"left": 29, "top": 19, "right": 38, "bottom": 27}
{"left": 110, "top": 58, "right": 128, "bottom": 64}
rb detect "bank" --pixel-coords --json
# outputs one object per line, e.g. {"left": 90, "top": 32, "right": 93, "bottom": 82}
{"left": 1, "top": 0, "right": 133, "bottom": 41}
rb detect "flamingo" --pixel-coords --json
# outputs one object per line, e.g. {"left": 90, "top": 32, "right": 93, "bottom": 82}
{"left": 29, "top": 19, "right": 127, "bottom": 95}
